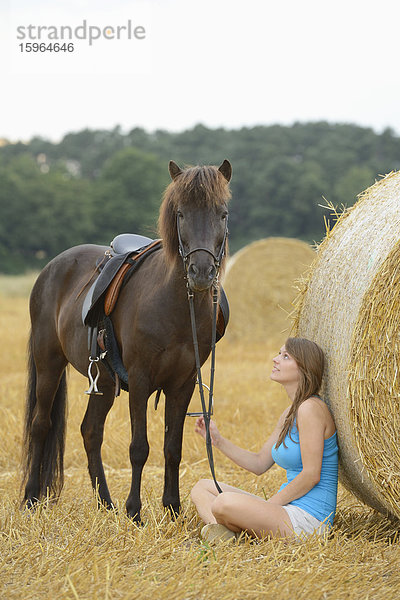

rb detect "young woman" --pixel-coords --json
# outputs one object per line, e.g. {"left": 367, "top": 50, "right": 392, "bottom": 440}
{"left": 190, "top": 337, "right": 338, "bottom": 542}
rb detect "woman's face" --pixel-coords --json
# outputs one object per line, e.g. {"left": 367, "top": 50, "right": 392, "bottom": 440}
{"left": 270, "top": 345, "right": 301, "bottom": 386}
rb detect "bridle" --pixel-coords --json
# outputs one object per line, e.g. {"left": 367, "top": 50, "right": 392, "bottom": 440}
{"left": 177, "top": 211, "right": 228, "bottom": 495}
{"left": 176, "top": 212, "right": 228, "bottom": 276}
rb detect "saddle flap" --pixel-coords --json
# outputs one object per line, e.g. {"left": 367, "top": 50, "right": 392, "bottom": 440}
{"left": 104, "top": 262, "right": 133, "bottom": 316}
{"left": 216, "top": 286, "right": 229, "bottom": 341}
{"left": 82, "top": 279, "right": 98, "bottom": 325}
{"left": 82, "top": 238, "right": 162, "bottom": 326}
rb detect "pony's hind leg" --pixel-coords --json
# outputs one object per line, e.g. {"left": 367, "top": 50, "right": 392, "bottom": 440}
{"left": 23, "top": 335, "right": 68, "bottom": 507}
{"left": 80, "top": 383, "right": 115, "bottom": 509}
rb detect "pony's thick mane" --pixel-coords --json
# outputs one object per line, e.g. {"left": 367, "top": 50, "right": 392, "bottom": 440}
{"left": 158, "top": 165, "right": 232, "bottom": 265}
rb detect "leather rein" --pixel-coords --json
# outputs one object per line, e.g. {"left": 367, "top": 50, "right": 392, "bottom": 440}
{"left": 177, "top": 214, "right": 228, "bottom": 495}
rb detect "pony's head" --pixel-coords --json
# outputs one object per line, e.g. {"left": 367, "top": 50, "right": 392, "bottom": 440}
{"left": 158, "top": 160, "right": 232, "bottom": 292}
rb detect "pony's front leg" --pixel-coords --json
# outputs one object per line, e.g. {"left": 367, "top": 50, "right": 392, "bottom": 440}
{"left": 80, "top": 383, "right": 115, "bottom": 508}
{"left": 162, "top": 379, "right": 196, "bottom": 517}
{"left": 125, "top": 376, "right": 150, "bottom": 523}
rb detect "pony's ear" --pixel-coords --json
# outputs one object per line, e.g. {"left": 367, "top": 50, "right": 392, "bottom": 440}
{"left": 218, "top": 159, "right": 232, "bottom": 182}
{"left": 169, "top": 160, "right": 182, "bottom": 181}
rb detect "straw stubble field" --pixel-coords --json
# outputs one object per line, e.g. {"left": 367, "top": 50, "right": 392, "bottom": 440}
{"left": 1, "top": 276, "right": 400, "bottom": 599}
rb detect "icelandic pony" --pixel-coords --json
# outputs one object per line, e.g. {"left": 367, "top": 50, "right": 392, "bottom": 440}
{"left": 22, "top": 159, "right": 232, "bottom": 522}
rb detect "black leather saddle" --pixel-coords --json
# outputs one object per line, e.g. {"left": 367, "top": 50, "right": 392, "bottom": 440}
{"left": 82, "top": 234, "right": 160, "bottom": 327}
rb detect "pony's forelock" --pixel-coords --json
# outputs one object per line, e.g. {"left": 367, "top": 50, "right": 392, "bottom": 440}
{"left": 158, "top": 165, "right": 231, "bottom": 265}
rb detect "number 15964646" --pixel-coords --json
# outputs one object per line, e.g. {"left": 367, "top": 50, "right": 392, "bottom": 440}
{"left": 19, "top": 43, "right": 75, "bottom": 52}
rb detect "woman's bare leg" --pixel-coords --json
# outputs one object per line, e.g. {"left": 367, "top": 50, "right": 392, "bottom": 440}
{"left": 211, "top": 491, "right": 294, "bottom": 538}
{"left": 190, "top": 479, "right": 259, "bottom": 524}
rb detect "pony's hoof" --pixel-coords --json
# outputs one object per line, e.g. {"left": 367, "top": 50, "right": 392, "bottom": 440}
{"left": 128, "top": 513, "right": 144, "bottom": 526}
{"left": 97, "top": 500, "right": 116, "bottom": 512}
{"left": 22, "top": 498, "right": 38, "bottom": 512}
{"left": 125, "top": 505, "right": 143, "bottom": 525}
{"left": 164, "top": 504, "right": 181, "bottom": 521}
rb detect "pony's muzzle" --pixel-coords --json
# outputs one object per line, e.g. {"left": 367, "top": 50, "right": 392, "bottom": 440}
{"left": 187, "top": 261, "right": 216, "bottom": 291}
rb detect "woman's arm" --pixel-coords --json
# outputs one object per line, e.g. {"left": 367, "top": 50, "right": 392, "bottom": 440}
{"left": 194, "top": 408, "right": 289, "bottom": 476}
{"left": 267, "top": 399, "right": 325, "bottom": 505}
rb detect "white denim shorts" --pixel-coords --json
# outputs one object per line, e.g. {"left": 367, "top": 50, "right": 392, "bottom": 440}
{"left": 282, "top": 505, "right": 329, "bottom": 537}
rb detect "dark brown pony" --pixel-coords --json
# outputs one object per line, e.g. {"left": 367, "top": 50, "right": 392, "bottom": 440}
{"left": 22, "top": 159, "right": 232, "bottom": 522}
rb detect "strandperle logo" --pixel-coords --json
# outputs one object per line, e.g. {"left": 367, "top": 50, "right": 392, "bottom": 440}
{"left": 16, "top": 19, "right": 146, "bottom": 46}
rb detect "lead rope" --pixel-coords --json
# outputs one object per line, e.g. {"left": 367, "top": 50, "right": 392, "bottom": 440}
{"left": 187, "top": 283, "right": 223, "bottom": 494}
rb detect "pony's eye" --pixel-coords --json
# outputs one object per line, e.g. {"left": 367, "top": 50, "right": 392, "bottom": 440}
{"left": 177, "top": 211, "right": 183, "bottom": 219}
{"left": 221, "top": 212, "right": 228, "bottom": 220}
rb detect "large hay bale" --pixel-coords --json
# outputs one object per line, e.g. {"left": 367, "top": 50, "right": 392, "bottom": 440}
{"left": 294, "top": 171, "right": 400, "bottom": 520}
{"left": 223, "top": 238, "right": 314, "bottom": 341}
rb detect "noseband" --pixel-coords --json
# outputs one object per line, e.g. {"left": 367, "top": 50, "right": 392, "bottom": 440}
{"left": 176, "top": 213, "right": 228, "bottom": 275}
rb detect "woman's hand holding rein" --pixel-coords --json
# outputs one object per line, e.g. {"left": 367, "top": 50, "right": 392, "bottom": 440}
{"left": 194, "top": 417, "right": 223, "bottom": 447}
{"left": 194, "top": 416, "right": 275, "bottom": 475}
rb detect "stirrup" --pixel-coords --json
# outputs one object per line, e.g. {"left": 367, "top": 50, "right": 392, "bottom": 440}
{"left": 186, "top": 381, "right": 214, "bottom": 417}
{"left": 85, "top": 357, "right": 103, "bottom": 395}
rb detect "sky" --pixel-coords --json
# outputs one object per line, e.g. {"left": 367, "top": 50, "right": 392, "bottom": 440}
{"left": 2, "top": 0, "right": 400, "bottom": 142}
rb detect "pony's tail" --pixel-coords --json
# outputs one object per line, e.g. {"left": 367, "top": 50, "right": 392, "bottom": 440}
{"left": 22, "top": 332, "right": 67, "bottom": 502}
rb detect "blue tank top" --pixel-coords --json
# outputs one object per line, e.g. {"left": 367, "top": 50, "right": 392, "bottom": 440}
{"left": 271, "top": 420, "right": 338, "bottom": 526}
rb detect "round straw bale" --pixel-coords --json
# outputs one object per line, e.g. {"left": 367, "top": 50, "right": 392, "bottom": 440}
{"left": 222, "top": 238, "right": 314, "bottom": 341}
{"left": 293, "top": 171, "right": 400, "bottom": 520}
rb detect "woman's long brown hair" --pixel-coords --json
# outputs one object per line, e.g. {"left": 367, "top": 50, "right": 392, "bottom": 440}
{"left": 275, "top": 337, "right": 325, "bottom": 449}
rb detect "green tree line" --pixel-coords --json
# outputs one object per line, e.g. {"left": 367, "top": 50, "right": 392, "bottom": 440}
{"left": 0, "top": 122, "right": 399, "bottom": 273}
